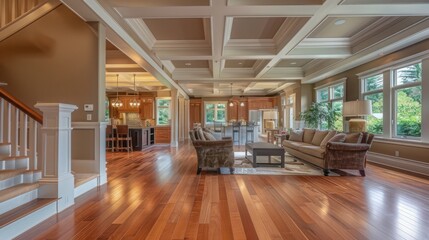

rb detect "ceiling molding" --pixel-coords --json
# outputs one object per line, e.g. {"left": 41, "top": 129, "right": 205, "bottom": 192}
{"left": 125, "top": 18, "right": 156, "bottom": 49}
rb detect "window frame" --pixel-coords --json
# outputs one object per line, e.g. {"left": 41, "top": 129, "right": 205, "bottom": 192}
{"left": 315, "top": 80, "right": 346, "bottom": 131}
{"left": 358, "top": 57, "right": 427, "bottom": 142}
{"left": 391, "top": 62, "right": 422, "bottom": 140}
{"left": 204, "top": 101, "right": 227, "bottom": 125}
{"left": 156, "top": 97, "right": 171, "bottom": 126}
{"left": 285, "top": 94, "right": 295, "bottom": 129}
{"left": 361, "top": 73, "right": 384, "bottom": 136}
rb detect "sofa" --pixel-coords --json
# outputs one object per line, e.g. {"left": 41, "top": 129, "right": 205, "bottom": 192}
{"left": 189, "top": 127, "right": 234, "bottom": 174}
{"left": 282, "top": 128, "right": 374, "bottom": 176}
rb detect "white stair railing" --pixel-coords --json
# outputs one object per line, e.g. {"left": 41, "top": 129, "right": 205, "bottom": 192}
{"left": 0, "top": 90, "right": 42, "bottom": 170}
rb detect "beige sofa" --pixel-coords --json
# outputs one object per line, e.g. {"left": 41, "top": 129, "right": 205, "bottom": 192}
{"left": 283, "top": 128, "right": 374, "bottom": 176}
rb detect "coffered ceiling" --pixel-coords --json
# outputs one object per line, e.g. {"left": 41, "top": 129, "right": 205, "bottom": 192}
{"left": 62, "top": 0, "right": 429, "bottom": 98}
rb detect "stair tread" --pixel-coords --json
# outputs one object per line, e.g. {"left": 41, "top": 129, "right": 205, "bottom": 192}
{"left": 0, "top": 183, "right": 39, "bottom": 203}
{"left": 0, "top": 169, "right": 40, "bottom": 180}
{"left": 0, "top": 156, "right": 29, "bottom": 161}
{"left": 0, "top": 198, "right": 57, "bottom": 228}
{"left": 74, "top": 173, "right": 99, "bottom": 187}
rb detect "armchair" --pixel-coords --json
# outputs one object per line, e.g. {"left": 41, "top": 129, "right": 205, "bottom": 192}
{"left": 324, "top": 133, "right": 374, "bottom": 176}
{"left": 189, "top": 128, "right": 234, "bottom": 174}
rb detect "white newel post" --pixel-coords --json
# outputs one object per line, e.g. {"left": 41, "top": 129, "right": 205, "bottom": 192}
{"left": 35, "top": 103, "right": 78, "bottom": 212}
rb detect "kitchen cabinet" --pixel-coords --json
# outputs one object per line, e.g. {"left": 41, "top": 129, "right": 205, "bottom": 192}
{"left": 155, "top": 126, "right": 171, "bottom": 144}
{"left": 140, "top": 97, "right": 154, "bottom": 120}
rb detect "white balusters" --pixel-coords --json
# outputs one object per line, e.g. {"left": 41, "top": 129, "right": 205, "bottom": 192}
{"left": 0, "top": 96, "right": 41, "bottom": 168}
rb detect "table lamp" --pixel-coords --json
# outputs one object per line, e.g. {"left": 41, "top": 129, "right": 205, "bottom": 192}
{"left": 343, "top": 100, "right": 372, "bottom": 133}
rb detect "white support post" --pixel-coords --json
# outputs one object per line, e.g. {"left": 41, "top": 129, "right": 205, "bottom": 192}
{"left": 3, "top": 102, "right": 11, "bottom": 143}
{"left": 10, "top": 106, "right": 18, "bottom": 156}
{"left": 28, "top": 119, "right": 38, "bottom": 170}
{"left": 170, "top": 89, "right": 179, "bottom": 147}
{"left": 35, "top": 103, "right": 78, "bottom": 212}
{"left": 184, "top": 99, "right": 190, "bottom": 140}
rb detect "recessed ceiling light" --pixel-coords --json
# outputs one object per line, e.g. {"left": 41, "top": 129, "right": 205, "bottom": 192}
{"left": 238, "top": 62, "right": 243, "bottom": 65}
{"left": 334, "top": 19, "right": 346, "bottom": 26}
{"left": 185, "top": 62, "right": 192, "bottom": 66}
{"left": 290, "top": 62, "right": 297, "bottom": 65}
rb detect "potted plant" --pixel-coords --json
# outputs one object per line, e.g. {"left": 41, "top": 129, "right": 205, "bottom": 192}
{"left": 300, "top": 102, "right": 340, "bottom": 129}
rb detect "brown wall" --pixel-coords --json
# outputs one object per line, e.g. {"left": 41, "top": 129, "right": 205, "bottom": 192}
{"left": 0, "top": 5, "right": 101, "bottom": 121}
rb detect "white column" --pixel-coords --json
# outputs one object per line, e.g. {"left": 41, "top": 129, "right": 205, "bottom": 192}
{"left": 35, "top": 103, "right": 78, "bottom": 212}
{"left": 170, "top": 89, "right": 179, "bottom": 147}
{"left": 184, "top": 99, "right": 190, "bottom": 139}
{"left": 178, "top": 97, "right": 185, "bottom": 142}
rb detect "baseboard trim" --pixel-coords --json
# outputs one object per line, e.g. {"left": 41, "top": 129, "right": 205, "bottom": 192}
{"left": 367, "top": 152, "right": 429, "bottom": 177}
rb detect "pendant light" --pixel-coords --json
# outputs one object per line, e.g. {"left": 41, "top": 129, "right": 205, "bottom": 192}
{"left": 111, "top": 74, "right": 123, "bottom": 108}
{"left": 229, "top": 83, "right": 234, "bottom": 107}
{"left": 129, "top": 74, "right": 140, "bottom": 108}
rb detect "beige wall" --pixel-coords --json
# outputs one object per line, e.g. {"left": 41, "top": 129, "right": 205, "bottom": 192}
{"left": 313, "top": 39, "right": 429, "bottom": 163}
{"left": 0, "top": 5, "right": 101, "bottom": 122}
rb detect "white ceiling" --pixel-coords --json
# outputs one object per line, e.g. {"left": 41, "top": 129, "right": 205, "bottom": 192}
{"left": 62, "top": 0, "right": 429, "bottom": 98}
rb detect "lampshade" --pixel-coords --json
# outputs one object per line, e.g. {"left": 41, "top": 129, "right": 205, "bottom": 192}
{"left": 343, "top": 100, "right": 372, "bottom": 117}
{"left": 263, "top": 111, "right": 278, "bottom": 119}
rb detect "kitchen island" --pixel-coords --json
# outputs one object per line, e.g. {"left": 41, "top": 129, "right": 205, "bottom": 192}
{"left": 129, "top": 127, "right": 155, "bottom": 151}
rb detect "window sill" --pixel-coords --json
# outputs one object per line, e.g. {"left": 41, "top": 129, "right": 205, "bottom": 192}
{"left": 373, "top": 136, "right": 429, "bottom": 149}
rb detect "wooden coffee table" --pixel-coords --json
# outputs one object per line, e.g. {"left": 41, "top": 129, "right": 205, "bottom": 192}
{"left": 245, "top": 142, "right": 285, "bottom": 168}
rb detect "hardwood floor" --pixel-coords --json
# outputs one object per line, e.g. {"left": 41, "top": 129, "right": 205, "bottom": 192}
{"left": 17, "top": 142, "right": 429, "bottom": 240}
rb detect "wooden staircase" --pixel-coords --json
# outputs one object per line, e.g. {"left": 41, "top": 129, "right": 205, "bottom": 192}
{"left": 0, "top": 142, "right": 57, "bottom": 240}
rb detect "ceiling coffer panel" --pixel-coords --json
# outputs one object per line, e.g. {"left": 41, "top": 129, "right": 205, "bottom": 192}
{"left": 309, "top": 17, "right": 381, "bottom": 38}
{"left": 231, "top": 17, "right": 286, "bottom": 39}
{"left": 225, "top": 60, "right": 257, "bottom": 68}
{"left": 143, "top": 18, "right": 205, "bottom": 40}
{"left": 109, "top": 0, "right": 210, "bottom": 7}
{"left": 171, "top": 60, "right": 209, "bottom": 68}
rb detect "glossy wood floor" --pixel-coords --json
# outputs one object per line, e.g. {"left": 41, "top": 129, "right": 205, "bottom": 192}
{"left": 18, "top": 142, "right": 429, "bottom": 240}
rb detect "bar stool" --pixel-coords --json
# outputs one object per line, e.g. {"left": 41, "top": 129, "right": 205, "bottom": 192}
{"left": 116, "top": 125, "right": 133, "bottom": 152}
{"left": 232, "top": 122, "right": 241, "bottom": 145}
{"left": 106, "top": 125, "right": 115, "bottom": 152}
{"left": 245, "top": 122, "right": 255, "bottom": 143}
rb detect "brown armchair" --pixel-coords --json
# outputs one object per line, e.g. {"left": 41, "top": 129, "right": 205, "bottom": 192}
{"left": 324, "top": 132, "right": 374, "bottom": 176}
{"left": 189, "top": 128, "right": 234, "bottom": 174}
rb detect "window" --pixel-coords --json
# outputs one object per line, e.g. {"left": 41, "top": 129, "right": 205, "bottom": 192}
{"left": 156, "top": 98, "right": 171, "bottom": 125}
{"left": 316, "top": 82, "right": 344, "bottom": 131}
{"left": 392, "top": 63, "right": 422, "bottom": 138}
{"left": 362, "top": 74, "right": 383, "bottom": 135}
{"left": 205, "top": 102, "right": 226, "bottom": 124}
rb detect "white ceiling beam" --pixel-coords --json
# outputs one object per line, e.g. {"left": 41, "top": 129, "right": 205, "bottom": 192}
{"left": 116, "top": 6, "right": 319, "bottom": 19}
{"left": 177, "top": 79, "right": 296, "bottom": 84}
{"left": 161, "top": 60, "right": 175, "bottom": 74}
{"left": 331, "top": 4, "right": 429, "bottom": 16}
{"left": 267, "top": 82, "right": 293, "bottom": 94}
{"left": 263, "top": 67, "right": 304, "bottom": 79}
{"left": 243, "top": 82, "right": 257, "bottom": 93}
{"left": 287, "top": 47, "right": 351, "bottom": 59}
{"left": 213, "top": 83, "right": 220, "bottom": 94}
{"left": 210, "top": 0, "right": 227, "bottom": 79}
{"left": 254, "top": 0, "right": 343, "bottom": 78}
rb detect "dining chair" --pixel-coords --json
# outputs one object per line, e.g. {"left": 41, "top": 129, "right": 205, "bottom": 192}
{"left": 116, "top": 125, "right": 133, "bottom": 152}
{"left": 106, "top": 125, "right": 116, "bottom": 152}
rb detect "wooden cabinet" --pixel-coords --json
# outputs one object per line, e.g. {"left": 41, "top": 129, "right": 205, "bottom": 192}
{"left": 155, "top": 126, "right": 171, "bottom": 144}
{"left": 248, "top": 97, "right": 274, "bottom": 110}
{"left": 189, "top": 99, "right": 202, "bottom": 127}
{"left": 129, "top": 127, "right": 155, "bottom": 151}
{"left": 140, "top": 97, "right": 154, "bottom": 120}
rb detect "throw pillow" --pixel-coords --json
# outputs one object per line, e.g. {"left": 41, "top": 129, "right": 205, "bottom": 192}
{"left": 320, "top": 130, "right": 337, "bottom": 148}
{"left": 196, "top": 127, "right": 206, "bottom": 141}
{"left": 328, "top": 133, "right": 346, "bottom": 143}
{"left": 303, "top": 128, "right": 316, "bottom": 144}
{"left": 311, "top": 130, "right": 329, "bottom": 146}
{"left": 289, "top": 130, "right": 303, "bottom": 142}
{"left": 344, "top": 132, "right": 363, "bottom": 143}
{"left": 203, "top": 131, "right": 217, "bottom": 141}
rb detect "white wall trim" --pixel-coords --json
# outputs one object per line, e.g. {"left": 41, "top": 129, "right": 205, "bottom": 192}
{"left": 373, "top": 138, "right": 429, "bottom": 149}
{"left": 367, "top": 152, "right": 429, "bottom": 177}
